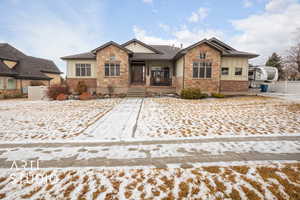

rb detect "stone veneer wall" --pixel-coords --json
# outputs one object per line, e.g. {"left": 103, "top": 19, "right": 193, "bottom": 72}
{"left": 96, "top": 45, "right": 129, "bottom": 94}
{"left": 175, "top": 77, "right": 183, "bottom": 94}
{"left": 183, "top": 43, "right": 221, "bottom": 94}
{"left": 220, "top": 80, "right": 249, "bottom": 92}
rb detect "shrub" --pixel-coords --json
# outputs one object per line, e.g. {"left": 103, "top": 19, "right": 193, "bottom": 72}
{"left": 180, "top": 88, "right": 207, "bottom": 99}
{"left": 76, "top": 81, "right": 88, "bottom": 95}
{"left": 56, "top": 93, "right": 68, "bottom": 101}
{"left": 30, "top": 80, "right": 45, "bottom": 86}
{"left": 211, "top": 93, "right": 225, "bottom": 98}
{"left": 79, "top": 92, "right": 91, "bottom": 100}
{"left": 47, "top": 84, "right": 69, "bottom": 100}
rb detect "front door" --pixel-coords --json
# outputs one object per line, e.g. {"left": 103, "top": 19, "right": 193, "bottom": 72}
{"left": 131, "top": 66, "right": 145, "bottom": 84}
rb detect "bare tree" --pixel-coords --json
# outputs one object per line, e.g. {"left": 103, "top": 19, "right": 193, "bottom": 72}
{"left": 284, "top": 30, "right": 300, "bottom": 80}
{"left": 286, "top": 42, "right": 300, "bottom": 73}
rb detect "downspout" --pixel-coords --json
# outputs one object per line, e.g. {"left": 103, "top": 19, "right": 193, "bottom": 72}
{"left": 182, "top": 55, "right": 185, "bottom": 90}
{"left": 218, "top": 56, "right": 221, "bottom": 93}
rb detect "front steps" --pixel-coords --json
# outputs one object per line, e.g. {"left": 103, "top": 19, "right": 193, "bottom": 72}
{"left": 127, "top": 87, "right": 146, "bottom": 97}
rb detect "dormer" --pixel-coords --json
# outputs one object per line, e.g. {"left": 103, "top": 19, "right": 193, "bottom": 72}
{"left": 2, "top": 59, "right": 17, "bottom": 69}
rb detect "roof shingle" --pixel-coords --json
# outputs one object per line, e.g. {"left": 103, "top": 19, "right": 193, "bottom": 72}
{"left": 0, "top": 43, "right": 62, "bottom": 80}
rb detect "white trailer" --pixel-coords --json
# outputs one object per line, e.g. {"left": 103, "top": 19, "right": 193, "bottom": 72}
{"left": 249, "top": 66, "right": 279, "bottom": 90}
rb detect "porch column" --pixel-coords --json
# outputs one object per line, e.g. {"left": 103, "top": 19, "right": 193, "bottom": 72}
{"left": 171, "top": 62, "right": 176, "bottom": 87}
{"left": 146, "top": 63, "right": 150, "bottom": 87}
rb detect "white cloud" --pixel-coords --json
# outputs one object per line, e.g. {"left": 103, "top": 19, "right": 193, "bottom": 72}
{"left": 133, "top": 25, "right": 223, "bottom": 47}
{"left": 133, "top": 26, "right": 177, "bottom": 45}
{"left": 243, "top": 0, "right": 253, "bottom": 8}
{"left": 265, "top": 0, "right": 297, "bottom": 12}
{"left": 188, "top": 7, "right": 209, "bottom": 23}
{"left": 142, "top": 0, "right": 153, "bottom": 4}
{"left": 158, "top": 23, "right": 170, "bottom": 32}
{"left": 2, "top": 1, "right": 104, "bottom": 75}
{"left": 231, "top": 0, "right": 300, "bottom": 64}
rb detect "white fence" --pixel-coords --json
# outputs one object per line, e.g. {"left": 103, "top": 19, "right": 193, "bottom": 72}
{"left": 28, "top": 86, "right": 48, "bottom": 100}
{"left": 269, "top": 81, "right": 300, "bottom": 94}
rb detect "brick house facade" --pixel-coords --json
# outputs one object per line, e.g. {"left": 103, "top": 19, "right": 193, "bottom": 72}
{"left": 62, "top": 38, "right": 258, "bottom": 95}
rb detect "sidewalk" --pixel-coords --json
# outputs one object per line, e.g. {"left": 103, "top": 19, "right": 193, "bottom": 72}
{"left": 0, "top": 135, "right": 299, "bottom": 168}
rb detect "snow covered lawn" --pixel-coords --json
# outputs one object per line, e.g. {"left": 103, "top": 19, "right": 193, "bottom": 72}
{"left": 0, "top": 99, "right": 120, "bottom": 142}
{"left": 0, "top": 162, "right": 299, "bottom": 199}
{"left": 136, "top": 96, "right": 300, "bottom": 138}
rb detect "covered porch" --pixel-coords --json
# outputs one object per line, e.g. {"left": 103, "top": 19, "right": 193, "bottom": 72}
{"left": 129, "top": 60, "right": 175, "bottom": 88}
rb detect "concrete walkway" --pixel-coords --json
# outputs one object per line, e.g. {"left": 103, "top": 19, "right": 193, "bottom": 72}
{"left": 82, "top": 98, "right": 143, "bottom": 140}
{"left": 0, "top": 135, "right": 299, "bottom": 169}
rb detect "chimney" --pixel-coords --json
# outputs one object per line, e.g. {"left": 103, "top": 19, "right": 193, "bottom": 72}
{"left": 180, "top": 43, "right": 183, "bottom": 49}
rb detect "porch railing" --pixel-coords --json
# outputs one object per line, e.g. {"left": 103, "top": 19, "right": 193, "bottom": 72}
{"left": 150, "top": 77, "right": 172, "bottom": 86}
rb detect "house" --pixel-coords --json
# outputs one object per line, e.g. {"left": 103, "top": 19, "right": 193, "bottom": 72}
{"left": 61, "top": 38, "right": 258, "bottom": 95}
{"left": 0, "top": 43, "right": 62, "bottom": 96}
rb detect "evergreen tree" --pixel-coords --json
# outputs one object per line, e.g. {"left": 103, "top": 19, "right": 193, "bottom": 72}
{"left": 266, "top": 53, "right": 284, "bottom": 80}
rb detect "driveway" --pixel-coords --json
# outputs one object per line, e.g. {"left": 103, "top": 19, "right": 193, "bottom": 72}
{"left": 82, "top": 98, "right": 143, "bottom": 140}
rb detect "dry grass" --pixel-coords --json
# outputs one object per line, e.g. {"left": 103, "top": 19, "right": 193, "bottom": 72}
{"left": 45, "top": 184, "right": 53, "bottom": 191}
{"left": 0, "top": 178, "right": 6, "bottom": 183}
{"left": 21, "top": 186, "right": 42, "bottom": 199}
{"left": 242, "top": 176, "right": 265, "bottom": 196}
{"left": 267, "top": 183, "right": 286, "bottom": 200}
{"left": 78, "top": 184, "right": 89, "bottom": 200}
{"left": 178, "top": 181, "right": 189, "bottom": 198}
{"left": 257, "top": 166, "right": 300, "bottom": 199}
{"left": 63, "top": 184, "right": 76, "bottom": 198}
{"left": 214, "top": 177, "right": 227, "bottom": 194}
{"left": 1, "top": 163, "right": 300, "bottom": 199}
{"left": 137, "top": 97, "right": 300, "bottom": 138}
{"left": 0, "top": 193, "right": 6, "bottom": 199}
{"left": 281, "top": 166, "right": 300, "bottom": 184}
{"left": 241, "top": 185, "right": 261, "bottom": 200}
{"left": 231, "top": 166, "right": 249, "bottom": 175}
{"left": 124, "top": 190, "right": 132, "bottom": 198}
{"left": 287, "top": 103, "right": 300, "bottom": 112}
{"left": 229, "top": 188, "right": 241, "bottom": 200}
{"left": 202, "top": 166, "right": 221, "bottom": 174}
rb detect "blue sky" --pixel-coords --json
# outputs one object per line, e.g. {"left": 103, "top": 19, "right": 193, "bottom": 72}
{"left": 1, "top": 0, "right": 300, "bottom": 74}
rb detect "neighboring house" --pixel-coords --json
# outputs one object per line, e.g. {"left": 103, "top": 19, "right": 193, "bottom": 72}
{"left": 0, "top": 43, "right": 62, "bottom": 95}
{"left": 62, "top": 38, "right": 258, "bottom": 95}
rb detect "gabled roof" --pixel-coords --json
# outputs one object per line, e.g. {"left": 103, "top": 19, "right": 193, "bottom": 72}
{"left": 178, "top": 39, "right": 227, "bottom": 54}
{"left": 0, "top": 43, "right": 26, "bottom": 61}
{"left": 121, "top": 39, "right": 162, "bottom": 54}
{"left": 91, "top": 41, "right": 133, "bottom": 54}
{"left": 177, "top": 38, "right": 259, "bottom": 59}
{"left": 209, "top": 37, "right": 236, "bottom": 51}
{"left": 0, "top": 43, "right": 62, "bottom": 80}
{"left": 61, "top": 38, "right": 259, "bottom": 61}
{"left": 61, "top": 52, "right": 96, "bottom": 60}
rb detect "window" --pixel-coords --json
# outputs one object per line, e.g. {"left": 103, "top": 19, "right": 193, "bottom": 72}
{"left": 199, "top": 52, "right": 206, "bottom": 59}
{"left": 221, "top": 67, "right": 229, "bottom": 75}
{"left": 7, "top": 78, "right": 16, "bottom": 90}
{"left": 193, "top": 62, "right": 212, "bottom": 78}
{"left": 235, "top": 67, "right": 243, "bottom": 76}
{"left": 0, "top": 78, "right": 4, "bottom": 89}
{"left": 104, "top": 63, "right": 120, "bottom": 76}
{"left": 75, "top": 64, "right": 91, "bottom": 76}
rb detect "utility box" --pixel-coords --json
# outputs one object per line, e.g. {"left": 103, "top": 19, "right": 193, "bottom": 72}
{"left": 28, "top": 86, "right": 48, "bottom": 100}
